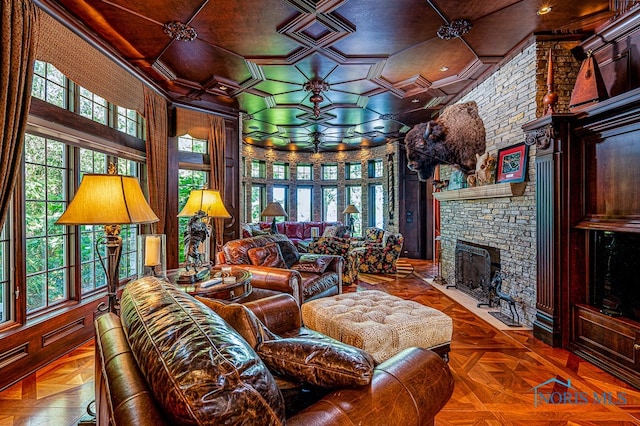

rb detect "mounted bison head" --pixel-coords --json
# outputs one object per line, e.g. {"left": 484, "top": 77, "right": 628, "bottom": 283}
{"left": 405, "top": 101, "right": 486, "bottom": 181}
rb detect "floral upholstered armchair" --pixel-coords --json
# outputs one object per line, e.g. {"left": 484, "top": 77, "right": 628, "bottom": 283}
{"left": 350, "top": 227, "right": 385, "bottom": 248}
{"left": 349, "top": 232, "right": 404, "bottom": 274}
{"left": 306, "top": 236, "right": 358, "bottom": 285}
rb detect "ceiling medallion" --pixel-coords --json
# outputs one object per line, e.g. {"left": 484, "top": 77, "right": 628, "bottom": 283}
{"left": 303, "top": 79, "right": 330, "bottom": 118}
{"left": 437, "top": 18, "right": 472, "bottom": 40}
{"left": 163, "top": 21, "right": 197, "bottom": 41}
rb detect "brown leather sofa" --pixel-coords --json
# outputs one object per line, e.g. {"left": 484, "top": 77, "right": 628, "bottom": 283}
{"left": 95, "top": 277, "right": 454, "bottom": 425}
{"left": 218, "top": 233, "right": 343, "bottom": 305}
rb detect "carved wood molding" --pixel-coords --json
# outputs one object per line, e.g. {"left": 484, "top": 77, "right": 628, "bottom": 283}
{"left": 433, "top": 182, "right": 527, "bottom": 201}
{"left": 525, "top": 123, "right": 554, "bottom": 149}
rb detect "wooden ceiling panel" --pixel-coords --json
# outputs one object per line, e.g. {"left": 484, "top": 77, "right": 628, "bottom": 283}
{"left": 383, "top": 37, "right": 477, "bottom": 84}
{"left": 329, "top": 0, "right": 443, "bottom": 56}
{"left": 160, "top": 42, "right": 251, "bottom": 86}
{"left": 192, "top": 0, "right": 300, "bottom": 57}
{"left": 44, "top": 0, "right": 614, "bottom": 151}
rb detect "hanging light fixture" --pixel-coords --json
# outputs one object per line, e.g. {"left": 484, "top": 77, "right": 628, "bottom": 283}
{"left": 303, "top": 79, "right": 330, "bottom": 118}
{"left": 437, "top": 18, "right": 472, "bottom": 40}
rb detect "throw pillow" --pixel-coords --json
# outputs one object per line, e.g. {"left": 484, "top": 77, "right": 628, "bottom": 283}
{"left": 274, "top": 238, "right": 300, "bottom": 268}
{"left": 195, "top": 297, "right": 276, "bottom": 348}
{"left": 258, "top": 337, "right": 375, "bottom": 388}
{"left": 247, "top": 243, "right": 287, "bottom": 268}
{"left": 290, "top": 254, "right": 334, "bottom": 273}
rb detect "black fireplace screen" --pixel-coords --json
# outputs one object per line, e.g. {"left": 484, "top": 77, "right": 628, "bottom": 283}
{"left": 455, "top": 242, "right": 493, "bottom": 306}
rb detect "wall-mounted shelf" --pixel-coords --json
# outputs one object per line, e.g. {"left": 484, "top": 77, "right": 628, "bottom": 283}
{"left": 433, "top": 182, "right": 527, "bottom": 201}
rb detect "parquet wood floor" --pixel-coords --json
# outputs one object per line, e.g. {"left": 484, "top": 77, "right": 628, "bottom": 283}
{"left": 0, "top": 259, "right": 639, "bottom": 425}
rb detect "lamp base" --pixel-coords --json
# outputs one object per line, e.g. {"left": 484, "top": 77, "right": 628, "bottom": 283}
{"left": 177, "top": 266, "right": 210, "bottom": 284}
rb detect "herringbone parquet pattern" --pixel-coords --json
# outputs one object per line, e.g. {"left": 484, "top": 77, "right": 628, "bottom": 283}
{"left": 0, "top": 259, "right": 639, "bottom": 425}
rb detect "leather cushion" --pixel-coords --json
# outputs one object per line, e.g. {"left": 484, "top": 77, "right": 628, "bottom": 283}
{"left": 248, "top": 243, "right": 287, "bottom": 268}
{"left": 258, "top": 337, "right": 375, "bottom": 388}
{"left": 195, "top": 297, "right": 276, "bottom": 349}
{"left": 290, "top": 254, "right": 333, "bottom": 273}
{"left": 119, "top": 277, "right": 286, "bottom": 425}
{"left": 274, "top": 238, "right": 300, "bottom": 268}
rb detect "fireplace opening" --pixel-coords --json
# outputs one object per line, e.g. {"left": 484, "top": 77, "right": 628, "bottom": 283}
{"left": 590, "top": 230, "right": 640, "bottom": 321}
{"left": 455, "top": 240, "right": 501, "bottom": 306}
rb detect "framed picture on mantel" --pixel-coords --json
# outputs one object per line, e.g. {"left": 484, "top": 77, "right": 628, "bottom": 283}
{"left": 497, "top": 143, "right": 529, "bottom": 183}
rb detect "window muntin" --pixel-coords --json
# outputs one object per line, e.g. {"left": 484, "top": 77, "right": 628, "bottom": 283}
{"left": 178, "top": 169, "right": 209, "bottom": 263}
{"left": 273, "top": 163, "right": 289, "bottom": 180}
{"left": 78, "top": 86, "right": 108, "bottom": 125}
{"left": 346, "top": 163, "right": 362, "bottom": 179}
{"left": 117, "top": 106, "right": 143, "bottom": 138}
{"left": 368, "top": 159, "right": 384, "bottom": 178}
{"left": 32, "top": 61, "right": 67, "bottom": 108}
{"left": 346, "top": 186, "right": 362, "bottom": 236}
{"left": 250, "top": 185, "right": 266, "bottom": 223}
{"left": 24, "top": 134, "right": 69, "bottom": 313}
{"left": 322, "top": 164, "right": 338, "bottom": 180}
{"left": 297, "top": 164, "right": 312, "bottom": 180}
{"left": 251, "top": 160, "right": 266, "bottom": 179}
{"left": 322, "top": 187, "right": 338, "bottom": 221}
{"left": 0, "top": 215, "right": 10, "bottom": 324}
{"left": 296, "top": 187, "right": 312, "bottom": 222}
{"left": 178, "top": 134, "right": 208, "bottom": 154}
{"left": 369, "top": 184, "right": 384, "bottom": 228}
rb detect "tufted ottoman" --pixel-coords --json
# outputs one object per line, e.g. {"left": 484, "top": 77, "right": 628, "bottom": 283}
{"left": 301, "top": 290, "right": 452, "bottom": 363}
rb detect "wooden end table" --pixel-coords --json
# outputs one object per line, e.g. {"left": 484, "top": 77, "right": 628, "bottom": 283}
{"left": 166, "top": 266, "right": 252, "bottom": 302}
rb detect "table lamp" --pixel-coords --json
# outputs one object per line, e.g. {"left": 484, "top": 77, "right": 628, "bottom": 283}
{"left": 178, "top": 188, "right": 231, "bottom": 282}
{"left": 260, "top": 201, "right": 288, "bottom": 234}
{"left": 55, "top": 164, "right": 159, "bottom": 313}
{"left": 342, "top": 204, "right": 359, "bottom": 234}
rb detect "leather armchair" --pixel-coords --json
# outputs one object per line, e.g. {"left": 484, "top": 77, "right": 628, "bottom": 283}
{"left": 218, "top": 233, "right": 343, "bottom": 305}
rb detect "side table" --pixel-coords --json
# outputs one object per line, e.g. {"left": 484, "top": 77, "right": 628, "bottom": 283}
{"left": 165, "top": 266, "right": 252, "bottom": 301}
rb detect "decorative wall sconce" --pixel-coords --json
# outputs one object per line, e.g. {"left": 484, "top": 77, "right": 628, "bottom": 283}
{"left": 303, "top": 79, "right": 330, "bottom": 118}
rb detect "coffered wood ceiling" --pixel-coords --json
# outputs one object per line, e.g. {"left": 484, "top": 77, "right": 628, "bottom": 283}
{"left": 39, "top": 0, "right": 614, "bottom": 152}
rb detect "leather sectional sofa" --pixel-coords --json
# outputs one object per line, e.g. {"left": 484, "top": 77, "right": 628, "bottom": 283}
{"left": 94, "top": 276, "right": 454, "bottom": 425}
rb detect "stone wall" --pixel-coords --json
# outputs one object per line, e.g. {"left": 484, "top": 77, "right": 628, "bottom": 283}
{"left": 240, "top": 143, "right": 400, "bottom": 234}
{"left": 438, "top": 40, "right": 580, "bottom": 326}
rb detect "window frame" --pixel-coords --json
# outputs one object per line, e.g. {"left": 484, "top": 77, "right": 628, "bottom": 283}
{"left": 296, "top": 186, "right": 313, "bottom": 222}
{"left": 321, "top": 186, "right": 338, "bottom": 222}
{"left": 321, "top": 164, "right": 338, "bottom": 181}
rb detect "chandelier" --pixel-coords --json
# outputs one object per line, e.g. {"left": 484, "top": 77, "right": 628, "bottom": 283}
{"left": 310, "top": 131, "right": 323, "bottom": 153}
{"left": 437, "top": 18, "right": 472, "bottom": 40}
{"left": 303, "top": 79, "right": 330, "bottom": 118}
{"left": 163, "top": 21, "right": 198, "bottom": 41}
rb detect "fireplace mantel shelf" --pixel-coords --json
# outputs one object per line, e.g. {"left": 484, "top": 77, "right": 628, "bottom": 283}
{"left": 433, "top": 182, "right": 527, "bottom": 201}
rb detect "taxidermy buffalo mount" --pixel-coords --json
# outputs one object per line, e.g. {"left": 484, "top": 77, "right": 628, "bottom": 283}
{"left": 405, "top": 101, "right": 486, "bottom": 181}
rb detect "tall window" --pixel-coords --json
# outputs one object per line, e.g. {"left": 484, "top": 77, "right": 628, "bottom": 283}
{"left": 346, "top": 186, "right": 362, "bottom": 236}
{"left": 369, "top": 184, "right": 384, "bottom": 228}
{"left": 296, "top": 187, "right": 312, "bottom": 221}
{"left": 116, "top": 106, "right": 144, "bottom": 138}
{"left": 178, "top": 169, "right": 209, "bottom": 263}
{"left": 322, "top": 187, "right": 338, "bottom": 221}
{"left": 322, "top": 164, "right": 338, "bottom": 180}
{"left": 31, "top": 61, "right": 67, "bottom": 108}
{"left": 273, "top": 162, "right": 289, "bottom": 180}
{"left": 250, "top": 185, "right": 266, "bottom": 223}
{"left": 272, "top": 186, "right": 288, "bottom": 221}
{"left": 24, "top": 135, "right": 69, "bottom": 313}
{"left": 0, "top": 216, "right": 10, "bottom": 323}
{"left": 368, "top": 159, "right": 384, "bottom": 178}
{"left": 251, "top": 160, "right": 266, "bottom": 178}
{"left": 297, "top": 164, "right": 312, "bottom": 180}
{"left": 346, "top": 162, "right": 362, "bottom": 179}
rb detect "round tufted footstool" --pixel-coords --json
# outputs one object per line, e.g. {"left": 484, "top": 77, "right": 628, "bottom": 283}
{"left": 301, "top": 290, "right": 452, "bottom": 363}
